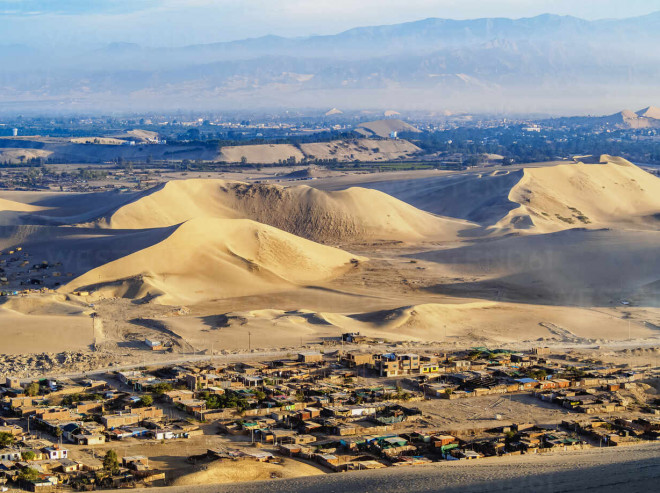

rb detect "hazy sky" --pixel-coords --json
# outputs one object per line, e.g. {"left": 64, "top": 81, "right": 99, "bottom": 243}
{"left": 3, "top": 0, "right": 660, "bottom": 47}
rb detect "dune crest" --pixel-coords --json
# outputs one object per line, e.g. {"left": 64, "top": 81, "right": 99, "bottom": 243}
{"left": 492, "top": 156, "right": 660, "bottom": 233}
{"left": 65, "top": 218, "right": 364, "bottom": 305}
{"left": 98, "top": 179, "right": 473, "bottom": 243}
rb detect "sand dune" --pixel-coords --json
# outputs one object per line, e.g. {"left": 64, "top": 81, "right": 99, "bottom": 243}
{"left": 355, "top": 119, "right": 420, "bottom": 138}
{"left": 0, "top": 197, "right": 45, "bottom": 213}
{"left": 158, "top": 298, "right": 655, "bottom": 353}
{"left": 0, "top": 293, "right": 90, "bottom": 316}
{"left": 172, "top": 458, "right": 323, "bottom": 486}
{"left": 317, "top": 301, "right": 654, "bottom": 342}
{"left": 362, "top": 156, "right": 660, "bottom": 235}
{"left": 219, "top": 144, "right": 305, "bottom": 164}
{"left": 65, "top": 218, "right": 364, "bottom": 305}
{"left": 494, "top": 155, "right": 660, "bottom": 233}
{"left": 97, "top": 179, "right": 474, "bottom": 243}
{"left": 299, "top": 139, "right": 419, "bottom": 162}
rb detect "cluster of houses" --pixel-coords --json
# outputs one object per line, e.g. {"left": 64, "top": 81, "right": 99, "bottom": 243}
{"left": 0, "top": 345, "right": 658, "bottom": 490}
{"left": 0, "top": 247, "right": 75, "bottom": 295}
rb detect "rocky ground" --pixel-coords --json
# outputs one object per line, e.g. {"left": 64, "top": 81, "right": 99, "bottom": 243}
{"left": 0, "top": 350, "right": 115, "bottom": 379}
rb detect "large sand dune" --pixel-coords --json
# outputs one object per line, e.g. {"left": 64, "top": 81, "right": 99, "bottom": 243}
{"left": 65, "top": 218, "right": 364, "bottom": 304}
{"left": 360, "top": 156, "right": 660, "bottom": 235}
{"left": 494, "top": 155, "right": 660, "bottom": 233}
{"left": 96, "top": 179, "right": 474, "bottom": 243}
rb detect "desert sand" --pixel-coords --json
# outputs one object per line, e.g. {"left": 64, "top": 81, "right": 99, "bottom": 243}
{"left": 355, "top": 119, "right": 421, "bottom": 138}
{"left": 66, "top": 218, "right": 364, "bottom": 305}
{"left": 94, "top": 179, "right": 473, "bottom": 243}
{"left": 0, "top": 148, "right": 53, "bottom": 164}
{"left": 299, "top": 138, "right": 420, "bottom": 162}
{"left": 171, "top": 458, "right": 323, "bottom": 486}
{"left": 135, "top": 442, "right": 660, "bottom": 493}
{"left": 0, "top": 155, "right": 658, "bottom": 374}
{"left": 219, "top": 144, "right": 305, "bottom": 164}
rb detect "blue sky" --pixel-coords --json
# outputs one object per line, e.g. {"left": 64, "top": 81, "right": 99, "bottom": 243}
{"left": 2, "top": 0, "right": 660, "bottom": 47}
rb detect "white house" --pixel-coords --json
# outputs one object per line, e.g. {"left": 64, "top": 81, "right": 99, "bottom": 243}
{"left": 42, "top": 447, "right": 68, "bottom": 460}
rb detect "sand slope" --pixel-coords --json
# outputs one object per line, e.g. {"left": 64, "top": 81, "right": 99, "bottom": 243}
{"left": 219, "top": 144, "right": 305, "bottom": 164}
{"left": 494, "top": 156, "right": 660, "bottom": 233}
{"left": 355, "top": 119, "right": 421, "bottom": 138}
{"left": 299, "top": 139, "right": 420, "bottom": 162}
{"left": 0, "top": 197, "right": 46, "bottom": 213}
{"left": 413, "top": 228, "right": 660, "bottom": 306}
{"left": 0, "top": 148, "right": 53, "bottom": 164}
{"left": 65, "top": 218, "right": 364, "bottom": 304}
{"left": 172, "top": 458, "right": 323, "bottom": 486}
{"left": 318, "top": 301, "right": 654, "bottom": 342}
{"left": 97, "top": 179, "right": 474, "bottom": 243}
{"left": 363, "top": 156, "right": 660, "bottom": 235}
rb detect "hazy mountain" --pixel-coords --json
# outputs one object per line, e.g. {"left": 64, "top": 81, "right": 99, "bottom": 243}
{"left": 3, "top": 13, "right": 660, "bottom": 114}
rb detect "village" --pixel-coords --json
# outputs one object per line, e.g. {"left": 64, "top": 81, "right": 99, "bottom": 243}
{"left": 1, "top": 339, "right": 659, "bottom": 491}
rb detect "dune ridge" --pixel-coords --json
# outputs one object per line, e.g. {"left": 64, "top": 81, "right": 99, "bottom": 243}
{"left": 492, "top": 156, "right": 660, "bottom": 233}
{"left": 0, "top": 197, "right": 45, "bottom": 213}
{"left": 65, "top": 218, "right": 364, "bottom": 304}
{"left": 96, "top": 179, "right": 473, "bottom": 243}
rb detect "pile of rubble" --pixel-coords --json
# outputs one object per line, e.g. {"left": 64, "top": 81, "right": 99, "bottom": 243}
{"left": 0, "top": 351, "right": 106, "bottom": 378}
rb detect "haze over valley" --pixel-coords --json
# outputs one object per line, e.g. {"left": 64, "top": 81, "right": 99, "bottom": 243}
{"left": 4, "top": 13, "right": 660, "bottom": 113}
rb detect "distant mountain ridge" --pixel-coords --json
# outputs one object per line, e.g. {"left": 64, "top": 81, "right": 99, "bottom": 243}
{"left": 2, "top": 13, "right": 660, "bottom": 113}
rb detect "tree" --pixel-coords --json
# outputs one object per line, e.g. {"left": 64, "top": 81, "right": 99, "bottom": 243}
{"left": 103, "top": 450, "right": 119, "bottom": 474}
{"left": 18, "top": 467, "right": 40, "bottom": 482}
{"left": 0, "top": 432, "right": 15, "bottom": 446}
{"left": 138, "top": 395, "right": 153, "bottom": 407}
{"left": 240, "top": 156, "right": 248, "bottom": 165}
{"left": 150, "top": 382, "right": 173, "bottom": 395}
{"left": 21, "top": 450, "right": 36, "bottom": 461}
{"left": 25, "top": 381, "right": 39, "bottom": 396}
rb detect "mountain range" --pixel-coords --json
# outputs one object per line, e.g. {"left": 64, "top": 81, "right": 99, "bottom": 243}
{"left": 2, "top": 13, "right": 660, "bottom": 114}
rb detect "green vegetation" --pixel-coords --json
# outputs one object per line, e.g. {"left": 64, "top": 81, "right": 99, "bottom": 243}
{"left": 103, "top": 450, "right": 119, "bottom": 474}
{"left": 199, "top": 390, "right": 249, "bottom": 411}
{"left": 25, "top": 382, "right": 40, "bottom": 396}
{"left": 555, "top": 214, "right": 575, "bottom": 224}
{"left": 21, "top": 450, "right": 36, "bottom": 461}
{"left": 18, "top": 467, "right": 40, "bottom": 482}
{"left": 525, "top": 369, "right": 548, "bottom": 380}
{"left": 0, "top": 432, "right": 15, "bottom": 446}
{"left": 149, "top": 382, "right": 174, "bottom": 395}
{"left": 61, "top": 393, "right": 102, "bottom": 405}
{"left": 135, "top": 395, "right": 153, "bottom": 407}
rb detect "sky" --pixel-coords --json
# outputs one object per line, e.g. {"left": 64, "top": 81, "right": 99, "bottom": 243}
{"left": 2, "top": 0, "right": 660, "bottom": 48}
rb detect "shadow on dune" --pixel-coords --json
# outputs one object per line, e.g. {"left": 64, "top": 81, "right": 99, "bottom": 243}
{"left": 410, "top": 228, "right": 660, "bottom": 308}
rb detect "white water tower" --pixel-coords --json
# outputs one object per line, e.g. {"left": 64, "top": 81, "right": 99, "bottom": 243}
{"left": 12, "top": 128, "right": 18, "bottom": 136}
